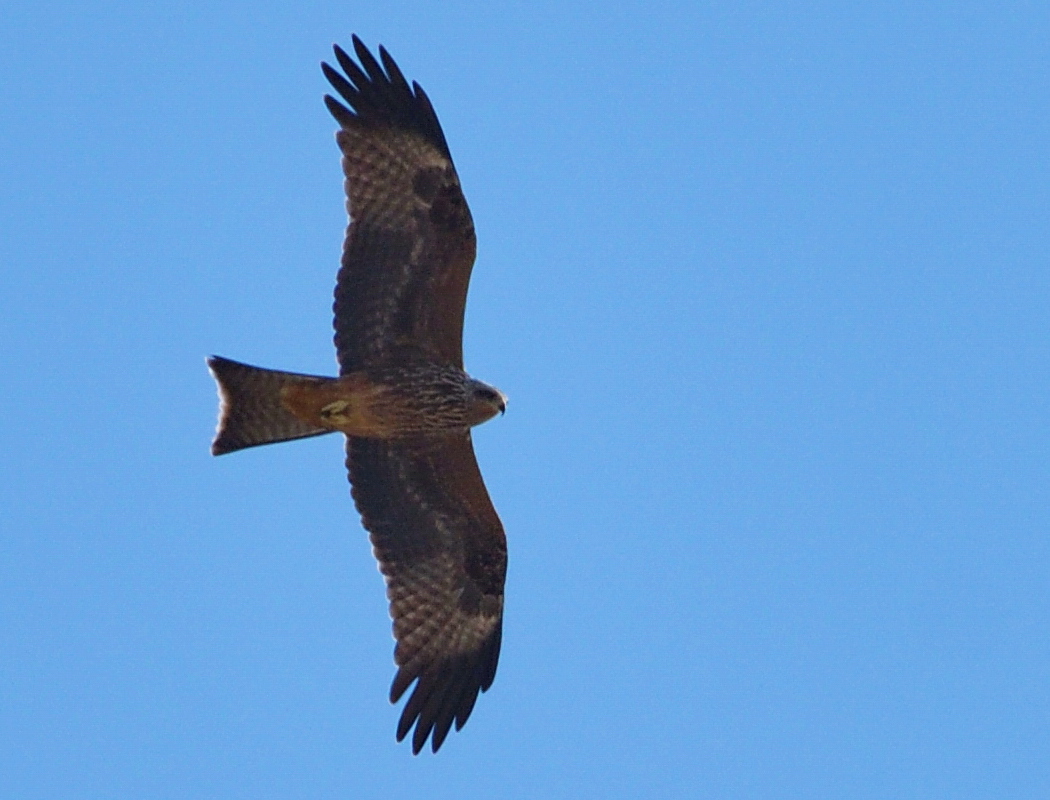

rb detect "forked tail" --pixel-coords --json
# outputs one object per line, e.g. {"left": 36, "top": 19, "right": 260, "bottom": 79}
{"left": 206, "top": 356, "right": 334, "bottom": 455}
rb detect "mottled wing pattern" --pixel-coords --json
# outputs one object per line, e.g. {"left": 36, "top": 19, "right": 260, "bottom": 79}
{"left": 322, "top": 37, "right": 477, "bottom": 373}
{"left": 347, "top": 433, "right": 506, "bottom": 753}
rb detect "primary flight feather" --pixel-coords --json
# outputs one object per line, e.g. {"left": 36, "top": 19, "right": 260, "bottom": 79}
{"left": 207, "top": 36, "right": 507, "bottom": 755}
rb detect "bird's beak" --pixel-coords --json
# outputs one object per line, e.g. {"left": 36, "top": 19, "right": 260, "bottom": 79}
{"left": 497, "top": 392, "right": 507, "bottom": 416}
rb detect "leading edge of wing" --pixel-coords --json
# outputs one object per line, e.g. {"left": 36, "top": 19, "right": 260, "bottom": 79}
{"left": 322, "top": 35, "right": 452, "bottom": 160}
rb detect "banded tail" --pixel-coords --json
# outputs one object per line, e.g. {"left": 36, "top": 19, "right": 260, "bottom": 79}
{"left": 206, "top": 356, "right": 335, "bottom": 455}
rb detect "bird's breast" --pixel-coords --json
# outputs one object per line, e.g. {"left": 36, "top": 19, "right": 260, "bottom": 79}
{"left": 279, "top": 367, "right": 468, "bottom": 438}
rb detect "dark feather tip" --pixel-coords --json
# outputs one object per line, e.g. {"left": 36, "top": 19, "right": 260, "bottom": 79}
{"left": 320, "top": 36, "right": 452, "bottom": 159}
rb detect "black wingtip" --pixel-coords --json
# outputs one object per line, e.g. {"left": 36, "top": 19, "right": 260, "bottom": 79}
{"left": 323, "top": 94, "right": 355, "bottom": 128}
{"left": 388, "top": 632, "right": 501, "bottom": 754}
{"left": 320, "top": 36, "right": 452, "bottom": 159}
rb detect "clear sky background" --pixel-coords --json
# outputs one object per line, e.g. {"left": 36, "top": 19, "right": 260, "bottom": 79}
{"left": 2, "top": 2, "right": 1048, "bottom": 797}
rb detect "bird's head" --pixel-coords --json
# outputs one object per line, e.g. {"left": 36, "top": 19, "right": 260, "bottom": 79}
{"left": 466, "top": 378, "right": 507, "bottom": 426}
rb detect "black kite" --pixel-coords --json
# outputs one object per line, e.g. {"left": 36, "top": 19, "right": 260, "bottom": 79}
{"left": 207, "top": 36, "right": 507, "bottom": 754}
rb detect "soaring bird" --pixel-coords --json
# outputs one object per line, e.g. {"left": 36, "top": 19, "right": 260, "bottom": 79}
{"left": 207, "top": 36, "right": 507, "bottom": 754}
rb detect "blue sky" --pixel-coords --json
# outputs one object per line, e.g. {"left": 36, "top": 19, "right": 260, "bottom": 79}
{"left": 2, "top": 3, "right": 1049, "bottom": 797}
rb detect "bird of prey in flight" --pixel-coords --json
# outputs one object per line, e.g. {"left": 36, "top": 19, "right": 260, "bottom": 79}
{"left": 207, "top": 36, "right": 507, "bottom": 754}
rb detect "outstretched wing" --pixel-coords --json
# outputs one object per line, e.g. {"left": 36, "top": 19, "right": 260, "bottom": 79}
{"left": 322, "top": 37, "right": 476, "bottom": 374}
{"left": 347, "top": 433, "right": 507, "bottom": 754}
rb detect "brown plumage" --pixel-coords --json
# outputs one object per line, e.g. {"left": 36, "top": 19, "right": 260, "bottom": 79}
{"left": 207, "top": 36, "right": 508, "bottom": 754}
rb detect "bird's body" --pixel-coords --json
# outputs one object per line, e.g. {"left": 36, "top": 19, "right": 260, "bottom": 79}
{"left": 207, "top": 37, "right": 508, "bottom": 754}
{"left": 229, "top": 356, "right": 504, "bottom": 440}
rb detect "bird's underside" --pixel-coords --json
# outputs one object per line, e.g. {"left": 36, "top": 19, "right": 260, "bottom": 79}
{"left": 207, "top": 36, "right": 508, "bottom": 755}
{"left": 208, "top": 354, "right": 503, "bottom": 452}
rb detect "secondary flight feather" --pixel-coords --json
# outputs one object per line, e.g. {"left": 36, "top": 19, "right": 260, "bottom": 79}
{"left": 207, "top": 36, "right": 507, "bottom": 754}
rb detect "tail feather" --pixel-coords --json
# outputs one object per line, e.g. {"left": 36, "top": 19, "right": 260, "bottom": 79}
{"left": 207, "top": 356, "right": 334, "bottom": 455}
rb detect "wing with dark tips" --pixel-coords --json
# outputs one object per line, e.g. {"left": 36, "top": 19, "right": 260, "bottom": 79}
{"left": 323, "top": 37, "right": 476, "bottom": 373}
{"left": 346, "top": 432, "right": 506, "bottom": 753}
